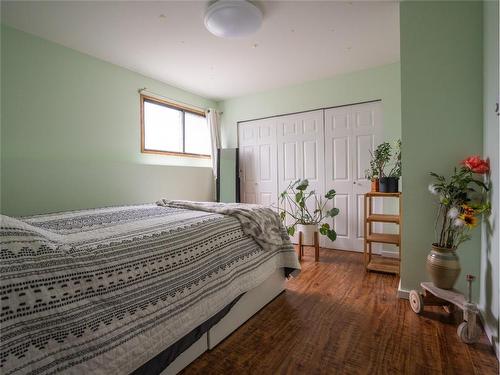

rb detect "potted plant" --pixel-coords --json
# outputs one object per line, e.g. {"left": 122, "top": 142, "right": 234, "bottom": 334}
{"left": 277, "top": 179, "right": 340, "bottom": 246}
{"left": 370, "top": 142, "right": 392, "bottom": 192}
{"left": 384, "top": 139, "right": 402, "bottom": 193}
{"left": 427, "top": 156, "right": 490, "bottom": 289}
{"left": 365, "top": 159, "right": 379, "bottom": 192}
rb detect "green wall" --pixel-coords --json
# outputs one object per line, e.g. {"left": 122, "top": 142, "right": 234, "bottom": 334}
{"left": 218, "top": 62, "right": 401, "bottom": 148}
{"left": 400, "top": 1, "right": 483, "bottom": 300}
{"left": 480, "top": 0, "right": 499, "bottom": 356}
{"left": 1, "top": 25, "right": 216, "bottom": 216}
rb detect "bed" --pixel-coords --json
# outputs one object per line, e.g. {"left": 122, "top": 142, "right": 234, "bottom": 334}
{"left": 0, "top": 202, "right": 300, "bottom": 375}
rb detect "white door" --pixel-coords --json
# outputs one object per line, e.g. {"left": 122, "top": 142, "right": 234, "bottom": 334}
{"left": 322, "top": 102, "right": 383, "bottom": 251}
{"left": 238, "top": 118, "right": 278, "bottom": 207}
{"left": 276, "top": 110, "right": 325, "bottom": 242}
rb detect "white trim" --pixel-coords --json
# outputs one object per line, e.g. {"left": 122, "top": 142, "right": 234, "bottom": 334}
{"left": 397, "top": 279, "right": 410, "bottom": 299}
{"left": 479, "top": 312, "right": 500, "bottom": 360}
{"left": 138, "top": 88, "right": 206, "bottom": 114}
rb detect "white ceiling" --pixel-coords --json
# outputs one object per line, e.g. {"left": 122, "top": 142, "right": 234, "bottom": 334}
{"left": 1, "top": 1, "right": 400, "bottom": 101}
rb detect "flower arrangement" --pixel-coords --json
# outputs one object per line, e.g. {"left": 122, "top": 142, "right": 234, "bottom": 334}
{"left": 277, "top": 179, "right": 340, "bottom": 241}
{"left": 429, "top": 156, "right": 490, "bottom": 249}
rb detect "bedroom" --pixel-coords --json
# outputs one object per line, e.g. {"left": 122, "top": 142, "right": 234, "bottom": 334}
{"left": 0, "top": 1, "right": 498, "bottom": 374}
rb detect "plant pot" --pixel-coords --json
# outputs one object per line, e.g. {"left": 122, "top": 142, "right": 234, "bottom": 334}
{"left": 371, "top": 179, "right": 379, "bottom": 192}
{"left": 426, "top": 244, "right": 461, "bottom": 289}
{"left": 297, "top": 224, "right": 318, "bottom": 246}
{"left": 379, "top": 177, "right": 399, "bottom": 193}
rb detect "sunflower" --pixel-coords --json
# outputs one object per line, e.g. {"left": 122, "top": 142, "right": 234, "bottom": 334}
{"left": 459, "top": 213, "right": 478, "bottom": 228}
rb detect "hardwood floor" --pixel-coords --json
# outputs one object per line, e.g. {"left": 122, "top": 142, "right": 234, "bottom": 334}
{"left": 183, "top": 248, "right": 498, "bottom": 375}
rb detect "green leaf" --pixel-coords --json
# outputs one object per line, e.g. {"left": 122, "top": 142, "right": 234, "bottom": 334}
{"left": 327, "top": 207, "right": 340, "bottom": 217}
{"left": 296, "top": 179, "right": 309, "bottom": 191}
{"left": 295, "top": 191, "right": 303, "bottom": 203}
{"left": 319, "top": 223, "right": 330, "bottom": 236}
{"left": 325, "top": 189, "right": 336, "bottom": 199}
{"left": 287, "top": 227, "right": 295, "bottom": 237}
{"left": 326, "top": 230, "right": 337, "bottom": 242}
{"left": 279, "top": 211, "right": 286, "bottom": 221}
{"left": 470, "top": 179, "right": 489, "bottom": 190}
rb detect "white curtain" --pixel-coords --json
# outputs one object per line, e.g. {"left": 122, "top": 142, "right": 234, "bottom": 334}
{"left": 206, "top": 109, "right": 221, "bottom": 178}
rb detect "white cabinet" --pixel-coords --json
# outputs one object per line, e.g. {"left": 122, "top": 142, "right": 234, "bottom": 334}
{"left": 238, "top": 118, "right": 278, "bottom": 206}
{"left": 238, "top": 102, "right": 383, "bottom": 252}
{"left": 323, "top": 102, "right": 383, "bottom": 251}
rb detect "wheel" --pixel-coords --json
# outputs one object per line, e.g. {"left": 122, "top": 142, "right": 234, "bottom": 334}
{"left": 409, "top": 290, "right": 424, "bottom": 314}
{"left": 457, "top": 322, "right": 480, "bottom": 344}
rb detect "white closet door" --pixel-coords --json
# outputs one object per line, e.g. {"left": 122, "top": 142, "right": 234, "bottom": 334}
{"left": 276, "top": 110, "right": 324, "bottom": 242}
{"left": 276, "top": 110, "right": 324, "bottom": 193}
{"left": 238, "top": 118, "right": 278, "bottom": 207}
{"left": 323, "top": 102, "right": 383, "bottom": 252}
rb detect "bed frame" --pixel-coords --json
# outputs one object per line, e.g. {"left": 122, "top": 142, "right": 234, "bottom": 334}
{"left": 160, "top": 268, "right": 286, "bottom": 375}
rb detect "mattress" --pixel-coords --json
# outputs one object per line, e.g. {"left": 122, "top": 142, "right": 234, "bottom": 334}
{"left": 0, "top": 204, "right": 300, "bottom": 375}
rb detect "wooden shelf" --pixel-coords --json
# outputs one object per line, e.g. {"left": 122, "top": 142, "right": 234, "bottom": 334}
{"left": 366, "top": 233, "right": 400, "bottom": 245}
{"left": 365, "top": 192, "right": 401, "bottom": 197}
{"left": 366, "top": 257, "right": 400, "bottom": 275}
{"left": 364, "top": 192, "right": 402, "bottom": 275}
{"left": 366, "top": 214, "right": 400, "bottom": 224}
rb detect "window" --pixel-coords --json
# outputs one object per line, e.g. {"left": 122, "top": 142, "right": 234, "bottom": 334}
{"left": 140, "top": 95, "right": 211, "bottom": 158}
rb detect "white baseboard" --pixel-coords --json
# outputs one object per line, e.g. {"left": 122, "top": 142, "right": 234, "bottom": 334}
{"left": 479, "top": 312, "right": 500, "bottom": 360}
{"left": 397, "top": 279, "right": 410, "bottom": 299}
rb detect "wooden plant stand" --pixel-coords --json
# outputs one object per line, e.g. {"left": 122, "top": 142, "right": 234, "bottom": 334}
{"left": 298, "top": 231, "right": 320, "bottom": 262}
{"left": 409, "top": 275, "right": 480, "bottom": 344}
{"left": 363, "top": 192, "right": 402, "bottom": 274}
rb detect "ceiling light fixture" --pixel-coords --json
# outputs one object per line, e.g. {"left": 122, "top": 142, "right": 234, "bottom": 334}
{"left": 204, "top": 0, "right": 263, "bottom": 38}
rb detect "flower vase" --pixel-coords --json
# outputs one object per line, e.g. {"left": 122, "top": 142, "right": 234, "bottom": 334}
{"left": 426, "top": 244, "right": 461, "bottom": 289}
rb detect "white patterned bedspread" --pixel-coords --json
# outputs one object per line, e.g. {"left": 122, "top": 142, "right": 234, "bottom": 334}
{"left": 0, "top": 204, "right": 300, "bottom": 374}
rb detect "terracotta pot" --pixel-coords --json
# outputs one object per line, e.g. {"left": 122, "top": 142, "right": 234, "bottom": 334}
{"left": 297, "top": 224, "right": 317, "bottom": 246}
{"left": 371, "top": 179, "right": 379, "bottom": 192}
{"left": 426, "top": 244, "right": 461, "bottom": 289}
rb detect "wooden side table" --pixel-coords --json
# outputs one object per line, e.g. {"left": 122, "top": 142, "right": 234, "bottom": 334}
{"left": 298, "top": 231, "right": 320, "bottom": 262}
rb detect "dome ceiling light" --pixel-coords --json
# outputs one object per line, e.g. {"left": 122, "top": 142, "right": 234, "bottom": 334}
{"left": 204, "top": 0, "right": 263, "bottom": 38}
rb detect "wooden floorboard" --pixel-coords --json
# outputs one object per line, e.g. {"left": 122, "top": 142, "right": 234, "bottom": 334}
{"left": 183, "top": 248, "right": 498, "bottom": 375}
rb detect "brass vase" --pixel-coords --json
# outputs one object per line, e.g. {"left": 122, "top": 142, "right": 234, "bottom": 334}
{"left": 426, "top": 244, "right": 461, "bottom": 289}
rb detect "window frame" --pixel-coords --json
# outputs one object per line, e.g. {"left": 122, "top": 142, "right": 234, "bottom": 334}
{"left": 140, "top": 94, "right": 211, "bottom": 159}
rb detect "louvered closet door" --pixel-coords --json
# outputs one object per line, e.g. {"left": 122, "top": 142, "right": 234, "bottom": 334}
{"left": 276, "top": 110, "right": 325, "bottom": 242}
{"left": 238, "top": 118, "right": 278, "bottom": 207}
{"left": 322, "top": 102, "right": 383, "bottom": 251}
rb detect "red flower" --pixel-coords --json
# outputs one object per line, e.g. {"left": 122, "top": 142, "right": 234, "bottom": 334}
{"left": 461, "top": 156, "right": 490, "bottom": 174}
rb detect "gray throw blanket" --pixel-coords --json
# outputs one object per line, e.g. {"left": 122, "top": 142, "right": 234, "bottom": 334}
{"left": 156, "top": 200, "right": 286, "bottom": 252}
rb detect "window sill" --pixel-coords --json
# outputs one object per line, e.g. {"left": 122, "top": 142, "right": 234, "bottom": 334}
{"left": 141, "top": 149, "right": 211, "bottom": 159}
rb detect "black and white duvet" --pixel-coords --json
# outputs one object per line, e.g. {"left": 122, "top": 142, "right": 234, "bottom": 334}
{"left": 0, "top": 204, "right": 300, "bottom": 374}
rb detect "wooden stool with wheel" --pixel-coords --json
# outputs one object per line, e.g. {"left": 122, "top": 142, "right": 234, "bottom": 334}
{"left": 409, "top": 274, "right": 480, "bottom": 344}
